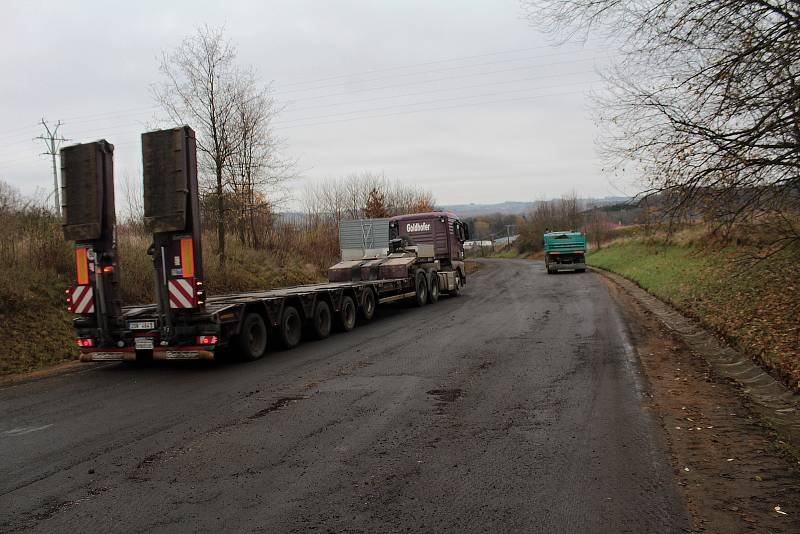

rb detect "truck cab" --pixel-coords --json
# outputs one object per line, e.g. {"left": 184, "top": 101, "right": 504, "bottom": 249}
{"left": 544, "top": 230, "right": 586, "bottom": 274}
{"left": 389, "top": 211, "right": 469, "bottom": 286}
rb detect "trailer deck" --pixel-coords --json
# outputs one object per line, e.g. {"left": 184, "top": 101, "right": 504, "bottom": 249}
{"left": 63, "top": 126, "right": 466, "bottom": 365}
{"left": 77, "top": 276, "right": 420, "bottom": 362}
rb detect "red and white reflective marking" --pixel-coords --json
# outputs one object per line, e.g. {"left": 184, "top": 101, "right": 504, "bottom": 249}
{"left": 72, "top": 285, "right": 95, "bottom": 314}
{"left": 168, "top": 278, "right": 196, "bottom": 309}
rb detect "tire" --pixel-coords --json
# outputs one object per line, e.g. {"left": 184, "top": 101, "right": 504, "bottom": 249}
{"left": 311, "top": 300, "right": 332, "bottom": 340}
{"left": 338, "top": 295, "right": 357, "bottom": 332}
{"left": 428, "top": 272, "right": 440, "bottom": 303}
{"left": 237, "top": 312, "right": 268, "bottom": 361}
{"left": 361, "top": 289, "right": 376, "bottom": 321}
{"left": 414, "top": 271, "right": 428, "bottom": 306}
{"left": 279, "top": 305, "right": 303, "bottom": 349}
{"left": 450, "top": 273, "right": 461, "bottom": 297}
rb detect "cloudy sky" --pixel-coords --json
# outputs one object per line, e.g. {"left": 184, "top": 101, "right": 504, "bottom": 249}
{"left": 0, "top": 0, "right": 627, "bottom": 210}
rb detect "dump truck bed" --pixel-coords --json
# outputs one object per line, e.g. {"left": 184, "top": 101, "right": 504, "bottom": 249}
{"left": 544, "top": 231, "right": 587, "bottom": 273}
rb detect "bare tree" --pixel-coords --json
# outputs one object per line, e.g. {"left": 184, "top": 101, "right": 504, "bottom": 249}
{"left": 524, "top": 1, "right": 800, "bottom": 249}
{"left": 153, "top": 25, "right": 245, "bottom": 266}
{"left": 516, "top": 193, "right": 585, "bottom": 253}
{"left": 585, "top": 207, "right": 611, "bottom": 250}
{"left": 120, "top": 170, "right": 144, "bottom": 228}
{"left": 0, "top": 180, "right": 22, "bottom": 214}
{"left": 227, "top": 75, "right": 293, "bottom": 248}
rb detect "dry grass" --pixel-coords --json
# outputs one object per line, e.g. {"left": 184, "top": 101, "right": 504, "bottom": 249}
{"left": 0, "top": 210, "right": 338, "bottom": 376}
{"left": 0, "top": 209, "right": 76, "bottom": 374}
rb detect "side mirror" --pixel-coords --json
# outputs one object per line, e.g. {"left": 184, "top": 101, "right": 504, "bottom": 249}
{"left": 454, "top": 221, "right": 468, "bottom": 242}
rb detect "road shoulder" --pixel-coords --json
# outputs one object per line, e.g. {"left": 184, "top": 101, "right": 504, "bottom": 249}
{"left": 0, "top": 359, "right": 90, "bottom": 388}
{"left": 601, "top": 273, "right": 800, "bottom": 532}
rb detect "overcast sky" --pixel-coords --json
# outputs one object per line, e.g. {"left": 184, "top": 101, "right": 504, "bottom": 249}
{"left": 0, "top": 0, "right": 628, "bottom": 210}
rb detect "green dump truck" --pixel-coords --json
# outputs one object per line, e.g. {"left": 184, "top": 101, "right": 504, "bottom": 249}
{"left": 544, "top": 231, "right": 586, "bottom": 274}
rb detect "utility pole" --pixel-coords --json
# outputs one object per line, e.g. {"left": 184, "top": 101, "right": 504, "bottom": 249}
{"left": 35, "top": 119, "right": 69, "bottom": 216}
{"left": 506, "top": 225, "right": 511, "bottom": 244}
{"left": 504, "top": 224, "right": 517, "bottom": 247}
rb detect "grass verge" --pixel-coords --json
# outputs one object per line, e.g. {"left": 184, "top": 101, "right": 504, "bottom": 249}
{"left": 0, "top": 270, "right": 77, "bottom": 375}
{"left": 588, "top": 237, "right": 800, "bottom": 391}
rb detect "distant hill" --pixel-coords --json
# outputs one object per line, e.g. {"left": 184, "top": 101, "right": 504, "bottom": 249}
{"left": 441, "top": 202, "right": 537, "bottom": 217}
{"left": 275, "top": 197, "right": 634, "bottom": 221}
{"left": 442, "top": 198, "right": 631, "bottom": 217}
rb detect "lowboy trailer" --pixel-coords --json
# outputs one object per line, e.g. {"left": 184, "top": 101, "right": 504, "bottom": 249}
{"left": 61, "top": 126, "right": 468, "bottom": 363}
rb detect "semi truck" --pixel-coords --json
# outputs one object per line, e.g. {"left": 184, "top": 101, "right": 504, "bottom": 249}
{"left": 62, "top": 126, "right": 469, "bottom": 363}
{"left": 543, "top": 230, "right": 586, "bottom": 273}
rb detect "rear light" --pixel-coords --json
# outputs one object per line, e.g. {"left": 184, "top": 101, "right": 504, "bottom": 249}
{"left": 196, "top": 335, "right": 218, "bottom": 345}
{"left": 76, "top": 338, "right": 95, "bottom": 348}
{"left": 195, "top": 280, "right": 205, "bottom": 306}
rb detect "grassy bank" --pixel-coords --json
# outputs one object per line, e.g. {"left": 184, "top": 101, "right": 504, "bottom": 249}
{"left": 588, "top": 236, "right": 800, "bottom": 391}
{"left": 0, "top": 214, "right": 329, "bottom": 376}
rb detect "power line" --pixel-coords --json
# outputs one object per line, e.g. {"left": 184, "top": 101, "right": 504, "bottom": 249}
{"left": 0, "top": 86, "right": 594, "bottom": 168}
{"left": 0, "top": 59, "right": 607, "bottom": 156}
{"left": 0, "top": 49, "right": 611, "bottom": 146}
{"left": 0, "top": 75, "right": 601, "bottom": 158}
{"left": 275, "top": 43, "right": 579, "bottom": 88}
{"left": 272, "top": 89, "right": 590, "bottom": 130}
{"left": 34, "top": 119, "right": 69, "bottom": 215}
{"left": 0, "top": 152, "right": 41, "bottom": 168}
{"left": 275, "top": 54, "right": 607, "bottom": 96}
{"left": 285, "top": 68, "right": 600, "bottom": 114}
{"left": 275, "top": 49, "right": 605, "bottom": 94}
{"left": 0, "top": 124, "right": 40, "bottom": 143}
{"left": 0, "top": 58, "right": 608, "bottom": 153}
{"left": 0, "top": 48, "right": 609, "bottom": 139}
{"left": 59, "top": 104, "right": 161, "bottom": 123}
{"left": 275, "top": 80, "right": 600, "bottom": 125}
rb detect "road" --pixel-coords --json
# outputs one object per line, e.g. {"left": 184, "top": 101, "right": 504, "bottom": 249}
{"left": 0, "top": 259, "right": 690, "bottom": 533}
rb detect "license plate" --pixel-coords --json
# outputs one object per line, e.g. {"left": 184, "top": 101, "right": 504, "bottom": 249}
{"left": 135, "top": 337, "right": 154, "bottom": 350}
{"left": 128, "top": 321, "right": 156, "bottom": 330}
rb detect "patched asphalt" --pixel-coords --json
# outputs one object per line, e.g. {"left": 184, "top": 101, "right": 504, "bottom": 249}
{"left": 0, "top": 259, "right": 689, "bottom": 533}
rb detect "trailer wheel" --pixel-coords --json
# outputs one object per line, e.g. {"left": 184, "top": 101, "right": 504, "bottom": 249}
{"left": 237, "top": 313, "right": 268, "bottom": 361}
{"left": 428, "top": 272, "right": 440, "bottom": 303}
{"left": 339, "top": 295, "right": 357, "bottom": 331}
{"left": 311, "top": 300, "right": 332, "bottom": 339}
{"left": 361, "top": 289, "right": 376, "bottom": 321}
{"left": 280, "top": 305, "right": 303, "bottom": 349}
{"left": 413, "top": 271, "right": 428, "bottom": 307}
{"left": 450, "top": 273, "right": 461, "bottom": 297}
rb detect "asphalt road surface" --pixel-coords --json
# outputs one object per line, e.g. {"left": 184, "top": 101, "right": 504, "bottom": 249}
{"left": 1, "top": 259, "right": 690, "bottom": 533}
